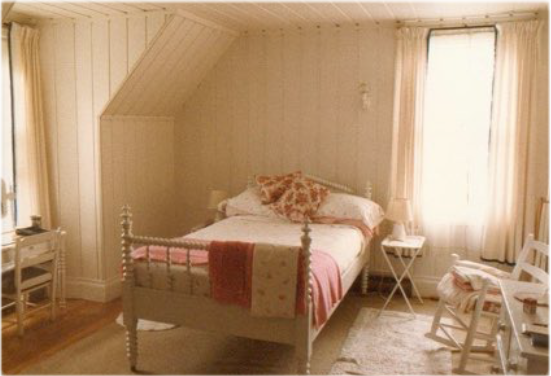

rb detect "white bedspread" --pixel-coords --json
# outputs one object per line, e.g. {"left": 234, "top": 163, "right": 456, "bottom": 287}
{"left": 185, "top": 215, "right": 367, "bottom": 275}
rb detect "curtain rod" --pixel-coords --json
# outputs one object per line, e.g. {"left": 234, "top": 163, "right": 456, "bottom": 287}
{"left": 400, "top": 11, "right": 538, "bottom": 28}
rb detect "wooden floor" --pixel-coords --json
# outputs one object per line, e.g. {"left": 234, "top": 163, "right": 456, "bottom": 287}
{"left": 2, "top": 299, "right": 121, "bottom": 374}
{"left": 2, "top": 293, "right": 494, "bottom": 375}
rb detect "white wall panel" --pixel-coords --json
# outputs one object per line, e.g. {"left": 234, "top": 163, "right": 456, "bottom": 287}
{"left": 38, "top": 14, "right": 167, "bottom": 300}
{"left": 100, "top": 117, "right": 177, "bottom": 281}
{"left": 54, "top": 22, "right": 81, "bottom": 280}
{"left": 103, "top": 12, "right": 238, "bottom": 117}
{"left": 109, "top": 18, "right": 128, "bottom": 95}
{"left": 75, "top": 22, "right": 98, "bottom": 279}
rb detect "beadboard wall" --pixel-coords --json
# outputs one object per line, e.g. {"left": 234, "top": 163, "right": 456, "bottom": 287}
{"left": 38, "top": 12, "right": 168, "bottom": 301}
{"left": 100, "top": 116, "right": 177, "bottom": 284}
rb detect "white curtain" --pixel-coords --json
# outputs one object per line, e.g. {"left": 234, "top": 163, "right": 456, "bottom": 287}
{"left": 419, "top": 28, "right": 496, "bottom": 260}
{"left": 389, "top": 27, "right": 429, "bottom": 227}
{"left": 482, "top": 20, "right": 542, "bottom": 263}
{"left": 10, "top": 23, "right": 51, "bottom": 228}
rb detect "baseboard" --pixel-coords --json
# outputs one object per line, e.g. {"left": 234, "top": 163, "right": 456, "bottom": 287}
{"left": 66, "top": 276, "right": 122, "bottom": 302}
{"left": 369, "top": 271, "right": 441, "bottom": 299}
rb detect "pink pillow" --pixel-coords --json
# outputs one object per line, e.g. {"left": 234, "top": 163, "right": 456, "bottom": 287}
{"left": 270, "top": 177, "right": 330, "bottom": 222}
{"left": 256, "top": 171, "right": 302, "bottom": 204}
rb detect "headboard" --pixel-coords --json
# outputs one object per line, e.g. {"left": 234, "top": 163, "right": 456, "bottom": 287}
{"left": 247, "top": 174, "right": 373, "bottom": 199}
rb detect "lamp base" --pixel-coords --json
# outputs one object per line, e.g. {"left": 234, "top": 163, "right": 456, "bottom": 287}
{"left": 390, "top": 223, "right": 408, "bottom": 241}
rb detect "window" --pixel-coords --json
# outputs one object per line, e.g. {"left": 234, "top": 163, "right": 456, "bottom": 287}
{"left": 2, "top": 26, "right": 16, "bottom": 231}
{"left": 420, "top": 28, "right": 496, "bottom": 226}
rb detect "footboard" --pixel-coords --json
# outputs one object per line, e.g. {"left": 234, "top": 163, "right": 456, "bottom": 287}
{"left": 120, "top": 205, "right": 315, "bottom": 374}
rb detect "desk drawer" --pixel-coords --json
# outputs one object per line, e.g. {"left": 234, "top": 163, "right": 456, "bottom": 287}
{"left": 2, "top": 243, "right": 50, "bottom": 267}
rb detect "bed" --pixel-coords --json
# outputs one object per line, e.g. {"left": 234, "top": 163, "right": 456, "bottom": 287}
{"left": 121, "top": 174, "right": 378, "bottom": 374}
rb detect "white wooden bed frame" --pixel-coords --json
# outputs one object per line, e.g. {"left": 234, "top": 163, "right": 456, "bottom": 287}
{"left": 121, "top": 175, "right": 373, "bottom": 374}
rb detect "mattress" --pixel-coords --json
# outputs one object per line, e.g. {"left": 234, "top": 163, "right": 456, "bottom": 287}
{"left": 134, "top": 215, "right": 367, "bottom": 295}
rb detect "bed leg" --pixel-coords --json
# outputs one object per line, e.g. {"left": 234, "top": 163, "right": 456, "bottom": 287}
{"left": 126, "top": 318, "right": 138, "bottom": 372}
{"left": 296, "top": 355, "right": 311, "bottom": 375}
{"left": 361, "top": 264, "right": 369, "bottom": 295}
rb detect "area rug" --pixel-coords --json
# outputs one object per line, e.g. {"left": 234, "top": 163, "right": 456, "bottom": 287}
{"left": 115, "top": 312, "right": 176, "bottom": 331}
{"left": 329, "top": 308, "right": 451, "bottom": 375}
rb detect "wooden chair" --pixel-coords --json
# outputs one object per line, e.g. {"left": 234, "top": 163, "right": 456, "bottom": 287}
{"left": 426, "top": 234, "right": 549, "bottom": 374}
{"left": 2, "top": 230, "right": 61, "bottom": 336}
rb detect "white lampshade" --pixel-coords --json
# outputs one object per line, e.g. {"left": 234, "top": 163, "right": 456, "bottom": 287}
{"left": 207, "top": 190, "right": 228, "bottom": 210}
{"left": 386, "top": 198, "right": 413, "bottom": 223}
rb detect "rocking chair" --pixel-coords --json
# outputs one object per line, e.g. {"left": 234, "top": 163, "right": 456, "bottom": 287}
{"left": 425, "top": 234, "right": 549, "bottom": 374}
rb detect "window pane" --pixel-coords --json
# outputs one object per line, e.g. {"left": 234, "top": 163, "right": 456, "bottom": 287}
{"left": 421, "top": 29, "right": 496, "bottom": 224}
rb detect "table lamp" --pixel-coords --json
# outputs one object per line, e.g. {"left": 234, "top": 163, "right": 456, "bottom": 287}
{"left": 386, "top": 198, "right": 413, "bottom": 241}
{"left": 208, "top": 190, "right": 228, "bottom": 222}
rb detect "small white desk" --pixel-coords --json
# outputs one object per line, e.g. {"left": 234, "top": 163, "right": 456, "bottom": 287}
{"left": 495, "top": 280, "right": 548, "bottom": 375}
{"left": 2, "top": 230, "right": 67, "bottom": 308}
{"left": 379, "top": 235, "right": 425, "bottom": 316}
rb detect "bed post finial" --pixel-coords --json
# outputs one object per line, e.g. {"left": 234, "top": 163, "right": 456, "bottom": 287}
{"left": 364, "top": 180, "right": 373, "bottom": 200}
{"left": 121, "top": 205, "right": 138, "bottom": 372}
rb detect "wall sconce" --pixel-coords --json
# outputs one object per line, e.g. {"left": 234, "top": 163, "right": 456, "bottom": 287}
{"left": 359, "top": 82, "right": 371, "bottom": 110}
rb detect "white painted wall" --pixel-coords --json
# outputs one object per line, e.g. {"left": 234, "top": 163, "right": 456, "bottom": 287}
{"left": 100, "top": 116, "right": 177, "bottom": 288}
{"left": 38, "top": 12, "right": 168, "bottom": 301}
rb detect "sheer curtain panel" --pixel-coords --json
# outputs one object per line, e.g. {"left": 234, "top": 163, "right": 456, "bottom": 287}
{"left": 10, "top": 23, "right": 51, "bottom": 228}
{"left": 389, "top": 27, "right": 429, "bottom": 228}
{"left": 483, "top": 20, "right": 543, "bottom": 263}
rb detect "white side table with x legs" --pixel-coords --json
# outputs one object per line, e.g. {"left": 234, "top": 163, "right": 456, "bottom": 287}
{"left": 379, "top": 235, "right": 425, "bottom": 316}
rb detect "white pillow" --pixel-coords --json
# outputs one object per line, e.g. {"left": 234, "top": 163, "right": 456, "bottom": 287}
{"left": 223, "top": 187, "right": 279, "bottom": 218}
{"left": 315, "top": 193, "right": 385, "bottom": 230}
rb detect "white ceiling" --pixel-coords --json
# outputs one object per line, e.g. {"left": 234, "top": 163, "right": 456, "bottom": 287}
{"left": 8, "top": 1, "right": 548, "bottom": 30}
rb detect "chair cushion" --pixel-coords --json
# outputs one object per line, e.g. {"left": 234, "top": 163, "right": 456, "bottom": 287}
{"left": 2, "top": 266, "right": 53, "bottom": 295}
{"left": 454, "top": 259, "right": 511, "bottom": 279}
{"left": 451, "top": 266, "right": 505, "bottom": 293}
{"left": 437, "top": 272, "right": 502, "bottom": 314}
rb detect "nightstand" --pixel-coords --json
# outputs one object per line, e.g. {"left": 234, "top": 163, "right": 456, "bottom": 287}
{"left": 379, "top": 235, "right": 426, "bottom": 316}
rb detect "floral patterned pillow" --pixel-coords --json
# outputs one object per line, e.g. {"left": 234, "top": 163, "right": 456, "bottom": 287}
{"left": 256, "top": 171, "right": 302, "bottom": 204}
{"left": 270, "top": 177, "right": 330, "bottom": 222}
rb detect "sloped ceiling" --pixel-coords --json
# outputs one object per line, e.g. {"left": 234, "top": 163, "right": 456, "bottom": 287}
{"left": 102, "top": 10, "right": 237, "bottom": 117}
